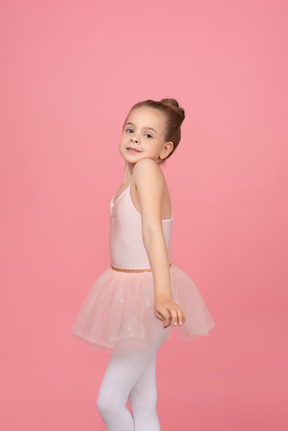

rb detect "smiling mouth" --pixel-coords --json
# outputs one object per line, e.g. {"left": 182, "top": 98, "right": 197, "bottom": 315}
{"left": 127, "top": 147, "right": 141, "bottom": 152}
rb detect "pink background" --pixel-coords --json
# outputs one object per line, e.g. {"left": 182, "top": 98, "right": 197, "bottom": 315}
{"left": 1, "top": 0, "right": 287, "bottom": 430}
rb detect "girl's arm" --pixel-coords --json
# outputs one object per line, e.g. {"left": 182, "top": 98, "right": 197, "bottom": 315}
{"left": 133, "top": 158, "right": 186, "bottom": 328}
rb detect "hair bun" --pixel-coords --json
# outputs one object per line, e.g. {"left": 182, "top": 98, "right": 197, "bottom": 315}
{"left": 160, "top": 98, "right": 179, "bottom": 107}
{"left": 159, "top": 98, "right": 185, "bottom": 123}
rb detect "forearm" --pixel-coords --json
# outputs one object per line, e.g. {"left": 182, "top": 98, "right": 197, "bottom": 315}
{"left": 143, "top": 230, "right": 173, "bottom": 300}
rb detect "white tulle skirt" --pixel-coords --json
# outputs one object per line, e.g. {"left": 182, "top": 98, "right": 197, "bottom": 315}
{"left": 71, "top": 263, "right": 215, "bottom": 352}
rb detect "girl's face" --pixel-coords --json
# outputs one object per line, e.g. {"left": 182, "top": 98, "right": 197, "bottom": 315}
{"left": 119, "top": 107, "right": 173, "bottom": 165}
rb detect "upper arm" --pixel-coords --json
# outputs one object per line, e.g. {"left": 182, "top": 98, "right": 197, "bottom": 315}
{"left": 133, "top": 158, "right": 165, "bottom": 237}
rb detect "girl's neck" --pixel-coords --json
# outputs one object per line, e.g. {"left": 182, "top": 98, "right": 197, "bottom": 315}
{"left": 122, "top": 161, "right": 134, "bottom": 184}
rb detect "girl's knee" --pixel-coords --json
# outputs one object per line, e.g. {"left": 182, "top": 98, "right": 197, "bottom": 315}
{"left": 96, "top": 390, "right": 122, "bottom": 420}
{"left": 96, "top": 392, "right": 111, "bottom": 418}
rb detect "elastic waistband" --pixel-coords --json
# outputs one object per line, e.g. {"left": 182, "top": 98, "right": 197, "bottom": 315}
{"left": 111, "top": 263, "right": 172, "bottom": 273}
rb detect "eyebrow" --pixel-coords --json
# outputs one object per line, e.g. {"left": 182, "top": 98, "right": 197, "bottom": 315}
{"left": 125, "top": 122, "right": 158, "bottom": 134}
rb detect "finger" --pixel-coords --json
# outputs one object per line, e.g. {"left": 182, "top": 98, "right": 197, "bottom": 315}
{"left": 154, "top": 306, "right": 166, "bottom": 320}
{"left": 163, "top": 315, "right": 172, "bottom": 328}
{"left": 169, "top": 308, "right": 178, "bottom": 327}
{"left": 176, "top": 307, "right": 184, "bottom": 326}
{"left": 155, "top": 306, "right": 169, "bottom": 319}
{"left": 155, "top": 308, "right": 171, "bottom": 327}
{"left": 154, "top": 310, "right": 164, "bottom": 322}
{"left": 178, "top": 306, "right": 186, "bottom": 324}
{"left": 163, "top": 312, "right": 172, "bottom": 328}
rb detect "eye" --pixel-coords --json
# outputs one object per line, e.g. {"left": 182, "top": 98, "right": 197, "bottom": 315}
{"left": 125, "top": 128, "right": 134, "bottom": 134}
{"left": 144, "top": 133, "right": 153, "bottom": 139}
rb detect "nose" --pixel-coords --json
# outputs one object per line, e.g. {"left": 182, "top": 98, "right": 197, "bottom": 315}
{"left": 131, "top": 136, "right": 139, "bottom": 144}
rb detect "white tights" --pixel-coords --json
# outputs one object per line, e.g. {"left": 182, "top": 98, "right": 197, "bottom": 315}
{"left": 96, "top": 334, "right": 167, "bottom": 431}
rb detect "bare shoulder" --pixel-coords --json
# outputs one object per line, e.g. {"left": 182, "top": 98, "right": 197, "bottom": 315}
{"left": 133, "top": 158, "right": 164, "bottom": 187}
{"left": 130, "top": 158, "right": 172, "bottom": 221}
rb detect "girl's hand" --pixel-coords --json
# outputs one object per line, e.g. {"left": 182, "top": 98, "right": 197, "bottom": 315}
{"left": 154, "top": 296, "right": 186, "bottom": 329}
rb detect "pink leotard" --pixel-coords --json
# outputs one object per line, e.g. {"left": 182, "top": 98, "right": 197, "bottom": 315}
{"left": 109, "top": 182, "right": 173, "bottom": 270}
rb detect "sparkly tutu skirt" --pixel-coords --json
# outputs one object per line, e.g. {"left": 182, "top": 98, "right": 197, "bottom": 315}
{"left": 71, "top": 263, "right": 215, "bottom": 352}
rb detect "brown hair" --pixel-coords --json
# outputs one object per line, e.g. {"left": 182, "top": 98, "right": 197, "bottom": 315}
{"left": 124, "top": 98, "right": 185, "bottom": 163}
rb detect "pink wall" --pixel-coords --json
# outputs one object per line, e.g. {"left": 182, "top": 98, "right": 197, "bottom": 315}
{"left": 1, "top": 0, "right": 287, "bottom": 430}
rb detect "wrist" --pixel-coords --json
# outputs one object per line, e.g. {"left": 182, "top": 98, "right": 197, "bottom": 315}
{"left": 154, "top": 291, "right": 173, "bottom": 302}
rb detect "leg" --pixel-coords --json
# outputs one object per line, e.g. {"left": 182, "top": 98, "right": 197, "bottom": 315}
{"left": 128, "top": 353, "right": 161, "bottom": 431}
{"left": 96, "top": 335, "right": 166, "bottom": 431}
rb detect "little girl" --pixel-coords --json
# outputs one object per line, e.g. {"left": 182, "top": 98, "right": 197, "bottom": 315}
{"left": 72, "top": 98, "right": 215, "bottom": 430}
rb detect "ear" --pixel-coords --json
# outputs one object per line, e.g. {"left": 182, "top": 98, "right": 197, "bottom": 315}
{"left": 160, "top": 141, "right": 174, "bottom": 159}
